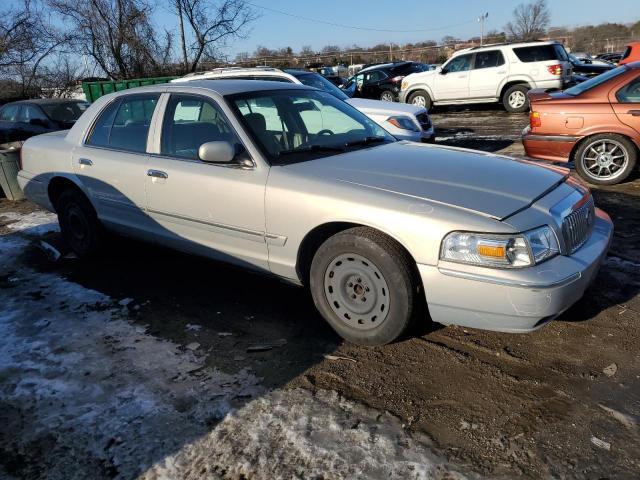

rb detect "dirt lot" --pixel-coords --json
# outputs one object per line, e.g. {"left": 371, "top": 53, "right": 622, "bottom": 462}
{"left": 1, "top": 106, "right": 639, "bottom": 479}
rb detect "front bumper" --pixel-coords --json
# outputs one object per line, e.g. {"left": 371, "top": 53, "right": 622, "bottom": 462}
{"left": 418, "top": 208, "right": 613, "bottom": 333}
{"left": 522, "top": 126, "right": 580, "bottom": 163}
{"left": 391, "top": 124, "right": 435, "bottom": 143}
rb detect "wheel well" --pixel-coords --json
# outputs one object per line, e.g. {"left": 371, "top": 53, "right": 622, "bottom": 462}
{"left": 296, "top": 222, "right": 425, "bottom": 296}
{"left": 47, "top": 177, "right": 85, "bottom": 212}
{"left": 407, "top": 88, "right": 430, "bottom": 100}
{"left": 500, "top": 81, "right": 531, "bottom": 100}
{"left": 569, "top": 132, "right": 640, "bottom": 161}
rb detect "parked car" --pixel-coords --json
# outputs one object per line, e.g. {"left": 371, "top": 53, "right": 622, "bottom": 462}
{"left": 18, "top": 81, "right": 612, "bottom": 345}
{"left": 0, "top": 99, "right": 89, "bottom": 144}
{"left": 595, "top": 52, "right": 623, "bottom": 64}
{"left": 323, "top": 75, "right": 346, "bottom": 87}
{"left": 171, "top": 67, "right": 434, "bottom": 143}
{"left": 619, "top": 42, "right": 640, "bottom": 66}
{"left": 568, "top": 54, "right": 614, "bottom": 77}
{"left": 399, "top": 41, "right": 573, "bottom": 113}
{"left": 341, "top": 62, "right": 433, "bottom": 102}
{"left": 523, "top": 62, "right": 640, "bottom": 185}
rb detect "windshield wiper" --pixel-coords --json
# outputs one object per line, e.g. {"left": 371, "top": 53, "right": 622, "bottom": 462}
{"left": 345, "top": 136, "right": 388, "bottom": 148}
{"left": 278, "top": 144, "right": 346, "bottom": 156}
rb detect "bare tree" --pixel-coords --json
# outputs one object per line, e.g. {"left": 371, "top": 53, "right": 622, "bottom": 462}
{"left": 50, "top": 0, "right": 173, "bottom": 79}
{"left": 37, "top": 55, "right": 88, "bottom": 97}
{"left": 505, "top": 0, "right": 551, "bottom": 41}
{"left": 173, "top": 0, "right": 256, "bottom": 72}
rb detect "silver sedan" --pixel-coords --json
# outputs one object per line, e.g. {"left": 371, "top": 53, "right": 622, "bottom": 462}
{"left": 18, "top": 80, "right": 613, "bottom": 345}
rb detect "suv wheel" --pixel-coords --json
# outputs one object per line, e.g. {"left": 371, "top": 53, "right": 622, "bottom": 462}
{"left": 380, "top": 90, "right": 395, "bottom": 102}
{"left": 503, "top": 85, "right": 529, "bottom": 113}
{"left": 407, "top": 90, "right": 432, "bottom": 111}
{"left": 56, "top": 189, "right": 104, "bottom": 258}
{"left": 574, "top": 134, "right": 637, "bottom": 185}
{"left": 309, "top": 227, "right": 418, "bottom": 346}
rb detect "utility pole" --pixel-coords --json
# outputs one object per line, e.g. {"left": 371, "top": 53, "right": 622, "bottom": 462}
{"left": 478, "top": 12, "right": 489, "bottom": 46}
{"left": 389, "top": 43, "right": 393, "bottom": 62}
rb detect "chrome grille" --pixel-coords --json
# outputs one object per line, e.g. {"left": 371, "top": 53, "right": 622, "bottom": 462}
{"left": 561, "top": 196, "right": 595, "bottom": 254}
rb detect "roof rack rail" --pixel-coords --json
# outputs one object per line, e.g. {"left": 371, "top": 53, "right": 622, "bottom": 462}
{"left": 466, "top": 39, "right": 552, "bottom": 51}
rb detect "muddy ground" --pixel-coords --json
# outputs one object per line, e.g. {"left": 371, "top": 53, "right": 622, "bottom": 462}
{"left": 1, "top": 106, "right": 639, "bottom": 479}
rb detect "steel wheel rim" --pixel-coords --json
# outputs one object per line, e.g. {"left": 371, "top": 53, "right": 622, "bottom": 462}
{"left": 581, "top": 139, "right": 628, "bottom": 181}
{"left": 324, "top": 253, "right": 390, "bottom": 331}
{"left": 381, "top": 92, "right": 394, "bottom": 102}
{"left": 508, "top": 91, "right": 526, "bottom": 109}
{"left": 411, "top": 95, "right": 426, "bottom": 107}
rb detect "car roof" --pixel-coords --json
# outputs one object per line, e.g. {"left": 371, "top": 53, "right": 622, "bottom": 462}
{"left": 359, "top": 61, "right": 413, "bottom": 73}
{"left": 3, "top": 98, "right": 87, "bottom": 106}
{"left": 164, "top": 79, "right": 310, "bottom": 95}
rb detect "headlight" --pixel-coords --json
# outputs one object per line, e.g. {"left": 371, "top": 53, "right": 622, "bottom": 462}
{"left": 401, "top": 80, "right": 408, "bottom": 90}
{"left": 440, "top": 226, "right": 559, "bottom": 268}
{"left": 386, "top": 115, "right": 420, "bottom": 132}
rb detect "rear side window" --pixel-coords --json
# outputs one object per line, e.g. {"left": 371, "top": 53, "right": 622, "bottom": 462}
{"left": 513, "top": 45, "right": 561, "bottom": 62}
{"left": 365, "top": 71, "right": 387, "bottom": 82}
{"left": 161, "top": 94, "right": 239, "bottom": 160}
{"left": 19, "top": 105, "right": 48, "bottom": 122}
{"left": 616, "top": 77, "right": 640, "bottom": 103}
{"left": 473, "top": 51, "right": 505, "bottom": 69}
{"left": 87, "top": 94, "right": 159, "bottom": 152}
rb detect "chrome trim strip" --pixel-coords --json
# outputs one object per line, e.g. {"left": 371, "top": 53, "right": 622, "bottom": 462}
{"left": 438, "top": 267, "right": 581, "bottom": 289}
{"left": 148, "top": 208, "right": 264, "bottom": 238}
{"left": 523, "top": 134, "right": 580, "bottom": 143}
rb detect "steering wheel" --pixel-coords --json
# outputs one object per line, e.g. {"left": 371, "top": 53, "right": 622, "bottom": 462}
{"left": 316, "top": 129, "right": 334, "bottom": 136}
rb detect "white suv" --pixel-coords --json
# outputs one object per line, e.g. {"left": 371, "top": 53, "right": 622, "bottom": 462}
{"left": 172, "top": 67, "right": 434, "bottom": 142}
{"left": 399, "top": 41, "right": 572, "bottom": 113}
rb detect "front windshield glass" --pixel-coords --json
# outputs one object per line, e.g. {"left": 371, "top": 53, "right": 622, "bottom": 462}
{"left": 565, "top": 66, "right": 627, "bottom": 96}
{"left": 291, "top": 72, "right": 349, "bottom": 101}
{"left": 228, "top": 89, "right": 395, "bottom": 164}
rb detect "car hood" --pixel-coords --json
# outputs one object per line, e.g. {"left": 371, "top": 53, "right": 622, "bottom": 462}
{"left": 283, "top": 142, "right": 568, "bottom": 220}
{"left": 346, "top": 98, "right": 426, "bottom": 117}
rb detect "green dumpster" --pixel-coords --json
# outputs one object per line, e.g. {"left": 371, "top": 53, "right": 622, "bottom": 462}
{"left": 0, "top": 146, "right": 24, "bottom": 201}
{"left": 82, "top": 76, "right": 178, "bottom": 103}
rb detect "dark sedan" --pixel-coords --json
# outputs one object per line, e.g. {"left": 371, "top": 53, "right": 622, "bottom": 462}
{"left": 568, "top": 54, "right": 614, "bottom": 77}
{"left": 0, "top": 99, "right": 89, "bottom": 144}
{"left": 341, "top": 61, "right": 432, "bottom": 102}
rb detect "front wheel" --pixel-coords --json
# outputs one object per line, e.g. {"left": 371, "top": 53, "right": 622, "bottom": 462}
{"left": 407, "top": 90, "right": 432, "bottom": 111}
{"left": 503, "top": 85, "right": 529, "bottom": 113}
{"left": 310, "top": 227, "right": 418, "bottom": 346}
{"left": 574, "top": 134, "right": 637, "bottom": 185}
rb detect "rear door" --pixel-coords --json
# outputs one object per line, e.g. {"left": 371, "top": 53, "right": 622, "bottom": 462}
{"left": 610, "top": 75, "right": 640, "bottom": 135}
{"left": 434, "top": 54, "right": 472, "bottom": 100}
{"left": 469, "top": 50, "right": 506, "bottom": 98}
{"left": 72, "top": 93, "right": 160, "bottom": 231}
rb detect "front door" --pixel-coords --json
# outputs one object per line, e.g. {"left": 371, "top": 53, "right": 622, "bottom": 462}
{"left": 435, "top": 53, "right": 473, "bottom": 100}
{"left": 72, "top": 93, "right": 160, "bottom": 231}
{"left": 145, "top": 93, "right": 269, "bottom": 271}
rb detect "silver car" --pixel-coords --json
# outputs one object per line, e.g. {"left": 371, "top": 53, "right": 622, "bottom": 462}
{"left": 18, "top": 80, "right": 613, "bottom": 345}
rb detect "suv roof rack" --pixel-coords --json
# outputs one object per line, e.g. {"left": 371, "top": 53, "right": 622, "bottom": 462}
{"left": 183, "top": 66, "right": 283, "bottom": 77}
{"left": 466, "top": 40, "right": 555, "bottom": 51}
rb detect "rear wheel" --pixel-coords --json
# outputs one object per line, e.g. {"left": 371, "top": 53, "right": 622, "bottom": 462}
{"left": 309, "top": 227, "right": 418, "bottom": 346}
{"left": 503, "top": 85, "right": 529, "bottom": 113}
{"left": 380, "top": 90, "right": 395, "bottom": 102}
{"left": 56, "top": 189, "right": 104, "bottom": 258}
{"left": 574, "top": 134, "right": 637, "bottom": 185}
{"left": 407, "top": 90, "right": 432, "bottom": 111}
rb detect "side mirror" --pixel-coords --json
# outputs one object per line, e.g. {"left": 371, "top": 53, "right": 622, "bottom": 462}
{"left": 439, "top": 68, "right": 448, "bottom": 75}
{"left": 198, "top": 141, "right": 235, "bottom": 163}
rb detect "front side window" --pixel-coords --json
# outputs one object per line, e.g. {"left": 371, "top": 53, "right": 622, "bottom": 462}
{"left": 445, "top": 54, "right": 472, "bottom": 72}
{"left": 161, "top": 94, "right": 239, "bottom": 160}
{"left": 229, "top": 89, "right": 395, "bottom": 163}
{"left": 0, "top": 105, "right": 20, "bottom": 122}
{"left": 474, "top": 51, "right": 505, "bottom": 69}
{"left": 616, "top": 77, "right": 640, "bottom": 103}
{"left": 87, "top": 94, "right": 159, "bottom": 152}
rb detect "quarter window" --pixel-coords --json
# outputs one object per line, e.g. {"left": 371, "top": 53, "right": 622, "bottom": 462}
{"left": 87, "top": 94, "right": 159, "bottom": 152}
{"left": 616, "top": 77, "right": 640, "bottom": 103}
{"left": 161, "top": 95, "right": 239, "bottom": 160}
{"left": 474, "top": 50, "right": 505, "bottom": 69}
{"left": 513, "top": 45, "right": 563, "bottom": 63}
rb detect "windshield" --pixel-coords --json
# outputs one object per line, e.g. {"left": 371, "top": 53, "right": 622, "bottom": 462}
{"left": 228, "top": 89, "right": 395, "bottom": 164}
{"left": 290, "top": 72, "right": 349, "bottom": 101}
{"left": 565, "top": 66, "right": 627, "bottom": 96}
{"left": 41, "top": 101, "right": 89, "bottom": 123}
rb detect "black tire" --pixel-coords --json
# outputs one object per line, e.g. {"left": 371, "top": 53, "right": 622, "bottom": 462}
{"left": 573, "top": 134, "right": 637, "bottom": 185}
{"left": 407, "top": 90, "right": 432, "bottom": 111}
{"left": 309, "top": 227, "right": 418, "bottom": 346}
{"left": 56, "top": 188, "right": 104, "bottom": 258}
{"left": 379, "top": 90, "right": 395, "bottom": 102}
{"left": 502, "top": 84, "right": 530, "bottom": 113}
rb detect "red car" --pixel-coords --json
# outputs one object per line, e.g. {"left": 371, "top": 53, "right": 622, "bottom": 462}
{"left": 619, "top": 42, "right": 640, "bottom": 66}
{"left": 523, "top": 62, "right": 640, "bottom": 185}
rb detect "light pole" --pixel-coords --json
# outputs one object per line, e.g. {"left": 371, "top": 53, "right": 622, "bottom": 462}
{"left": 478, "top": 12, "right": 489, "bottom": 46}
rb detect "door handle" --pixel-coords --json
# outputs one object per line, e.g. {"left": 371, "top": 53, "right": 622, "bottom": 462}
{"left": 78, "top": 158, "right": 93, "bottom": 166}
{"left": 147, "top": 169, "right": 168, "bottom": 179}
{"left": 628, "top": 110, "right": 640, "bottom": 116}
